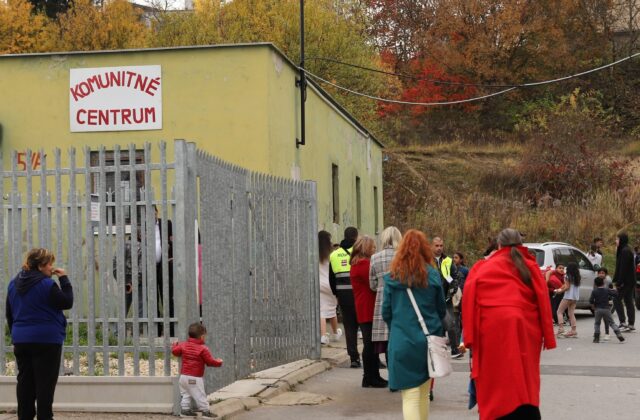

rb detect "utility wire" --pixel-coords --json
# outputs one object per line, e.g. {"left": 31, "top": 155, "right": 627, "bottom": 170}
{"left": 306, "top": 56, "right": 517, "bottom": 88}
{"left": 519, "top": 51, "right": 640, "bottom": 87}
{"left": 305, "top": 70, "right": 517, "bottom": 106}
{"left": 304, "top": 51, "right": 640, "bottom": 106}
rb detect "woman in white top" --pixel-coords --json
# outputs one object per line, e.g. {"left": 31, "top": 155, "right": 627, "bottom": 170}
{"left": 319, "top": 231, "right": 342, "bottom": 344}
{"left": 554, "top": 261, "right": 581, "bottom": 338}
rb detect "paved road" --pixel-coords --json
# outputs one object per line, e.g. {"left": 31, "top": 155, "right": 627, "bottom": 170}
{"left": 1, "top": 310, "right": 637, "bottom": 420}
{"left": 234, "top": 310, "right": 640, "bottom": 420}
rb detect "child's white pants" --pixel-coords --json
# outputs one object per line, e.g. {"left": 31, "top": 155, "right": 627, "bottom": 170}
{"left": 178, "top": 374, "right": 209, "bottom": 411}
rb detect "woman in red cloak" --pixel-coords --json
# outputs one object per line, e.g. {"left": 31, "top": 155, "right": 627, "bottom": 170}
{"left": 462, "top": 229, "right": 556, "bottom": 420}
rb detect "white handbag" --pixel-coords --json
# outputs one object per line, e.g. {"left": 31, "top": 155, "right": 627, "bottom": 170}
{"left": 407, "top": 288, "right": 453, "bottom": 378}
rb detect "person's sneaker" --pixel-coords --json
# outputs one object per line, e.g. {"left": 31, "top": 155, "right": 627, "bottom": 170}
{"left": 627, "top": 325, "right": 636, "bottom": 332}
{"left": 620, "top": 325, "right": 631, "bottom": 332}
{"left": 201, "top": 410, "right": 217, "bottom": 419}
{"left": 603, "top": 334, "right": 610, "bottom": 341}
{"left": 616, "top": 333, "right": 626, "bottom": 342}
{"left": 180, "top": 409, "right": 196, "bottom": 417}
{"left": 452, "top": 352, "right": 464, "bottom": 359}
{"left": 332, "top": 328, "right": 343, "bottom": 341}
{"left": 320, "top": 334, "right": 330, "bottom": 345}
{"left": 350, "top": 360, "right": 362, "bottom": 368}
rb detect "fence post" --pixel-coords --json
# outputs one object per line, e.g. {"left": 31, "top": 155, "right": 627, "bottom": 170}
{"left": 174, "top": 140, "right": 199, "bottom": 334}
{"left": 307, "top": 181, "right": 321, "bottom": 359}
{"left": 173, "top": 140, "right": 198, "bottom": 414}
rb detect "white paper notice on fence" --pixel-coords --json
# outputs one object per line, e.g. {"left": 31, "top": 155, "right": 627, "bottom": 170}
{"left": 69, "top": 65, "right": 162, "bottom": 132}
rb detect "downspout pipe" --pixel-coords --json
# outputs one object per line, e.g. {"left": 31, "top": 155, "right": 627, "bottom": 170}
{"left": 296, "top": 0, "right": 306, "bottom": 148}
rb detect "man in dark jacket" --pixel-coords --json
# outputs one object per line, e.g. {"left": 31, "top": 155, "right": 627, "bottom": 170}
{"left": 329, "top": 227, "right": 360, "bottom": 368}
{"left": 613, "top": 231, "right": 636, "bottom": 332}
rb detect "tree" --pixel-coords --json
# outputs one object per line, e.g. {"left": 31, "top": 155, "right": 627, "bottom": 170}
{"left": 50, "top": 0, "right": 148, "bottom": 51}
{"left": 0, "top": 0, "right": 52, "bottom": 54}
{"left": 151, "top": 0, "right": 397, "bottom": 140}
{"left": 28, "top": 0, "right": 71, "bottom": 19}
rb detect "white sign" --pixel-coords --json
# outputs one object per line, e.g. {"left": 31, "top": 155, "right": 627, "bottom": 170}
{"left": 69, "top": 65, "right": 162, "bottom": 132}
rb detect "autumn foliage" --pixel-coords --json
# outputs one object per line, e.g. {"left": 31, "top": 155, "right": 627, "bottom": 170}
{"left": 377, "top": 57, "right": 478, "bottom": 118}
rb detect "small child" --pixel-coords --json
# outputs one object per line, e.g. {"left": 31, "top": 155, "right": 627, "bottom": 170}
{"left": 590, "top": 277, "right": 625, "bottom": 344}
{"left": 172, "top": 322, "right": 223, "bottom": 418}
{"left": 596, "top": 268, "right": 614, "bottom": 340}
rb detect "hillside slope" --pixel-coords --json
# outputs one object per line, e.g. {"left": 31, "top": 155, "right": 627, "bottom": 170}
{"left": 382, "top": 143, "right": 640, "bottom": 261}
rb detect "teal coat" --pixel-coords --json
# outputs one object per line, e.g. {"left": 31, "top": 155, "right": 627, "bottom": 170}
{"left": 382, "top": 266, "right": 446, "bottom": 390}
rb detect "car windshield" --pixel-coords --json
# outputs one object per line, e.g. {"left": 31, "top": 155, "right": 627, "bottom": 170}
{"left": 528, "top": 248, "right": 545, "bottom": 267}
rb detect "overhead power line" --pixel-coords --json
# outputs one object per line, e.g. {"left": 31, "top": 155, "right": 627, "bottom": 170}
{"left": 305, "top": 70, "right": 517, "bottom": 106}
{"left": 304, "top": 51, "right": 640, "bottom": 106}
{"left": 305, "top": 56, "right": 516, "bottom": 88}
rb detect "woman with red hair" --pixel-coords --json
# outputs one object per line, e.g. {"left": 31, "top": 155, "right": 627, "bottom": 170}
{"left": 382, "top": 230, "right": 446, "bottom": 420}
{"left": 462, "top": 228, "right": 556, "bottom": 419}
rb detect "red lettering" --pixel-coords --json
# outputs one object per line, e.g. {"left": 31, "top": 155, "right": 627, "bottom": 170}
{"left": 78, "top": 82, "right": 91, "bottom": 96}
{"left": 133, "top": 108, "right": 144, "bottom": 123}
{"left": 134, "top": 74, "right": 148, "bottom": 92}
{"left": 70, "top": 86, "right": 83, "bottom": 102}
{"left": 145, "top": 77, "right": 160, "bottom": 96}
{"left": 98, "top": 110, "right": 109, "bottom": 125}
{"left": 110, "top": 109, "right": 121, "bottom": 122}
{"left": 16, "top": 152, "right": 26, "bottom": 171}
{"left": 76, "top": 109, "right": 87, "bottom": 124}
{"left": 126, "top": 71, "right": 136, "bottom": 87}
{"left": 108, "top": 71, "right": 121, "bottom": 86}
{"left": 32, "top": 153, "right": 41, "bottom": 170}
{"left": 121, "top": 109, "right": 132, "bottom": 124}
{"left": 145, "top": 107, "right": 156, "bottom": 123}
{"left": 87, "top": 109, "right": 97, "bottom": 125}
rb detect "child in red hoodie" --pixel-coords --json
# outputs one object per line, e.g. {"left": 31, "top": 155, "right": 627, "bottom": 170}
{"left": 172, "top": 322, "right": 223, "bottom": 418}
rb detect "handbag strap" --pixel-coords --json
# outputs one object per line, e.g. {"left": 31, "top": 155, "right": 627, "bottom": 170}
{"left": 406, "top": 288, "right": 431, "bottom": 337}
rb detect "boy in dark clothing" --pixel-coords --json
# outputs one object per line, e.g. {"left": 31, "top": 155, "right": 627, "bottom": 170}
{"left": 590, "top": 277, "right": 625, "bottom": 343}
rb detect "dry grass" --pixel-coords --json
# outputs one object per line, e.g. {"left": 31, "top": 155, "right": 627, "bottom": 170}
{"left": 384, "top": 144, "right": 640, "bottom": 263}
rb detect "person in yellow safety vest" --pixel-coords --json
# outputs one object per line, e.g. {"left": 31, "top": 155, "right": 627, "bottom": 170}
{"left": 329, "top": 226, "right": 361, "bottom": 368}
{"left": 432, "top": 236, "right": 462, "bottom": 359}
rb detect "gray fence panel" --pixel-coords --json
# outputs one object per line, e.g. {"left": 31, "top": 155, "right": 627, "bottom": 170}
{"left": 2, "top": 140, "right": 319, "bottom": 396}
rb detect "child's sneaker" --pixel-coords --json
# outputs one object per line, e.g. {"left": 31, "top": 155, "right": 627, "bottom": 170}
{"left": 332, "top": 328, "right": 343, "bottom": 342}
{"left": 603, "top": 334, "right": 610, "bottom": 341}
{"left": 616, "top": 333, "right": 626, "bottom": 343}
{"left": 320, "top": 333, "right": 330, "bottom": 345}
{"left": 201, "top": 410, "right": 217, "bottom": 419}
{"left": 180, "top": 409, "right": 196, "bottom": 417}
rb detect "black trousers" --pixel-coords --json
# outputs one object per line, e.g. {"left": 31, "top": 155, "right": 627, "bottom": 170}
{"left": 497, "top": 404, "right": 541, "bottom": 420}
{"left": 444, "top": 302, "right": 460, "bottom": 354}
{"left": 359, "top": 322, "right": 381, "bottom": 381}
{"left": 336, "top": 291, "right": 359, "bottom": 362}
{"left": 156, "top": 261, "right": 175, "bottom": 336}
{"left": 14, "top": 343, "right": 62, "bottom": 420}
{"left": 614, "top": 286, "right": 635, "bottom": 326}
{"left": 550, "top": 292, "right": 563, "bottom": 324}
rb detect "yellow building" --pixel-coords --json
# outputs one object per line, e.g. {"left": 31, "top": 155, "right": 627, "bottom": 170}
{"left": 0, "top": 43, "right": 383, "bottom": 237}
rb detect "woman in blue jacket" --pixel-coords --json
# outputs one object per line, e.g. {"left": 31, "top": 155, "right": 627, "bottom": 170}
{"left": 6, "top": 248, "right": 73, "bottom": 420}
{"left": 383, "top": 230, "right": 446, "bottom": 420}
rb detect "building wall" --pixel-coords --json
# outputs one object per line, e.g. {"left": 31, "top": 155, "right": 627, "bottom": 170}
{"left": 0, "top": 44, "right": 383, "bottom": 237}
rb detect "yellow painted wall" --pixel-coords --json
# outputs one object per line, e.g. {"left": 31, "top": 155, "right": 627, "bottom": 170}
{"left": 0, "top": 44, "right": 383, "bottom": 237}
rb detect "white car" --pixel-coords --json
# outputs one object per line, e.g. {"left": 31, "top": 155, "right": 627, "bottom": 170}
{"left": 524, "top": 242, "right": 596, "bottom": 311}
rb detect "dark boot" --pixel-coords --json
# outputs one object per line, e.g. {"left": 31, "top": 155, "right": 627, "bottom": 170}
{"left": 593, "top": 333, "right": 600, "bottom": 343}
{"left": 616, "top": 332, "right": 626, "bottom": 342}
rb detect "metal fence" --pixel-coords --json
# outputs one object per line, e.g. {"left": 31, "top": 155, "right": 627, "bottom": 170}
{"left": 0, "top": 140, "right": 320, "bottom": 393}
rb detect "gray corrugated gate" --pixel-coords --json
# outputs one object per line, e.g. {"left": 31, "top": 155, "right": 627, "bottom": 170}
{"left": 0, "top": 140, "right": 319, "bottom": 398}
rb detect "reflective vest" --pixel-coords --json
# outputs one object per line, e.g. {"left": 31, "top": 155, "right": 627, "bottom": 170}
{"left": 329, "top": 247, "right": 353, "bottom": 291}
{"left": 437, "top": 255, "right": 453, "bottom": 282}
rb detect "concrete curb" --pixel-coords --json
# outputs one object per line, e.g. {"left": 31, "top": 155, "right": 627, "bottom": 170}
{"left": 210, "top": 351, "right": 347, "bottom": 419}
